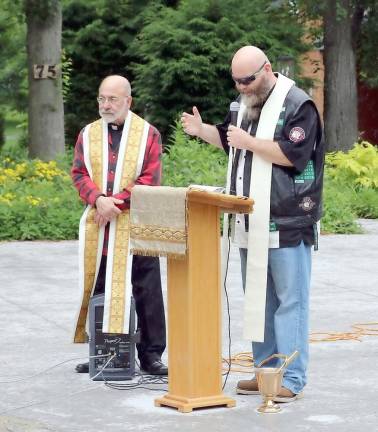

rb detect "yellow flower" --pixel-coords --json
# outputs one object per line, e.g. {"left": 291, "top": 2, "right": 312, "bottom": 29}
{"left": 26, "top": 195, "right": 42, "bottom": 206}
{"left": 0, "top": 192, "right": 16, "bottom": 205}
{"left": 33, "top": 160, "right": 68, "bottom": 181}
{"left": 0, "top": 168, "right": 20, "bottom": 182}
{"left": 15, "top": 162, "right": 27, "bottom": 175}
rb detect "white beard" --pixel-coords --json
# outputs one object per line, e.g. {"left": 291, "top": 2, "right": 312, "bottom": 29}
{"left": 99, "top": 111, "right": 118, "bottom": 123}
{"left": 99, "top": 102, "right": 128, "bottom": 124}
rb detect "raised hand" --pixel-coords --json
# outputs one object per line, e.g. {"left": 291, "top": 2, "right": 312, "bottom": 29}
{"left": 181, "top": 106, "right": 203, "bottom": 137}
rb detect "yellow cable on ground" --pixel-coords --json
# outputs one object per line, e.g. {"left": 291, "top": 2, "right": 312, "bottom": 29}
{"left": 309, "top": 322, "right": 378, "bottom": 343}
{"left": 309, "top": 332, "right": 363, "bottom": 342}
{"left": 222, "top": 352, "right": 254, "bottom": 373}
{"left": 352, "top": 322, "right": 378, "bottom": 335}
{"left": 222, "top": 322, "right": 378, "bottom": 372}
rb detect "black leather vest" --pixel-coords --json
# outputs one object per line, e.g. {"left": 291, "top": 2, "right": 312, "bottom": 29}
{"left": 232, "top": 85, "right": 325, "bottom": 231}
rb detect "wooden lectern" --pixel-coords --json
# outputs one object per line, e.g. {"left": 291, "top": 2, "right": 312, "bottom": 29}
{"left": 155, "top": 189, "right": 253, "bottom": 413}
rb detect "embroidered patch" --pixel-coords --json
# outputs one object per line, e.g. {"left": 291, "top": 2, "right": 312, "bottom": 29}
{"left": 295, "top": 160, "right": 315, "bottom": 183}
{"left": 289, "top": 126, "right": 305, "bottom": 143}
{"left": 269, "top": 221, "right": 277, "bottom": 232}
{"left": 299, "top": 197, "right": 315, "bottom": 212}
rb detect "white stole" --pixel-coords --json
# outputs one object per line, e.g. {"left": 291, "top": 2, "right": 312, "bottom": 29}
{"left": 222, "top": 73, "right": 294, "bottom": 342}
{"left": 244, "top": 74, "right": 294, "bottom": 341}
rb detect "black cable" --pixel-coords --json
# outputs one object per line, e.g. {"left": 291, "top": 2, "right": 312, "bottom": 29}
{"left": 102, "top": 369, "right": 168, "bottom": 392}
{"left": 0, "top": 354, "right": 112, "bottom": 384}
{"left": 222, "top": 235, "right": 232, "bottom": 391}
{"left": 105, "top": 378, "right": 167, "bottom": 392}
{"left": 98, "top": 357, "right": 168, "bottom": 392}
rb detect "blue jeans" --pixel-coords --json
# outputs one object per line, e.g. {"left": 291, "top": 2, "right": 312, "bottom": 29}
{"left": 240, "top": 242, "right": 311, "bottom": 394}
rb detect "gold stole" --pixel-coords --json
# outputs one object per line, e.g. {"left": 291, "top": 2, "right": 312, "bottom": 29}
{"left": 74, "top": 113, "right": 148, "bottom": 342}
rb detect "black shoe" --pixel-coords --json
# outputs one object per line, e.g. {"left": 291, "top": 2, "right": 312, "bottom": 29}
{"left": 140, "top": 360, "right": 168, "bottom": 376}
{"left": 75, "top": 362, "right": 89, "bottom": 373}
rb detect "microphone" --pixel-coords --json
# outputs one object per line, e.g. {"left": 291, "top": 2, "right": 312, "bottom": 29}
{"left": 228, "top": 101, "right": 240, "bottom": 200}
{"left": 230, "top": 101, "right": 240, "bottom": 127}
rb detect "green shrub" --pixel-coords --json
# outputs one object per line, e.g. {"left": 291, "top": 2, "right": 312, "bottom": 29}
{"left": 162, "top": 121, "right": 227, "bottom": 188}
{"left": 0, "top": 155, "right": 83, "bottom": 240}
{"left": 0, "top": 132, "right": 376, "bottom": 241}
{"left": 321, "top": 176, "right": 362, "bottom": 234}
{"left": 351, "top": 187, "right": 378, "bottom": 219}
{"left": 322, "top": 142, "right": 378, "bottom": 230}
{"left": 325, "top": 141, "right": 378, "bottom": 189}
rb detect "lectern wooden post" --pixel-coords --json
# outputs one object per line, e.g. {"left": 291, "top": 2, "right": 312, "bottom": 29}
{"left": 155, "top": 190, "right": 253, "bottom": 413}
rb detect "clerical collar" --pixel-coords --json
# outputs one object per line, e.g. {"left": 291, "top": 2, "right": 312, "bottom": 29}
{"left": 109, "top": 123, "right": 124, "bottom": 131}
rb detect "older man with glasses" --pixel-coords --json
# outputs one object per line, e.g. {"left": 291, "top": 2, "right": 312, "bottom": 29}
{"left": 181, "top": 46, "right": 324, "bottom": 402}
{"left": 71, "top": 75, "right": 167, "bottom": 376}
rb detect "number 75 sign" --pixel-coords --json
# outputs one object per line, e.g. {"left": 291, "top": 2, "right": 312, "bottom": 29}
{"left": 33, "top": 64, "right": 58, "bottom": 79}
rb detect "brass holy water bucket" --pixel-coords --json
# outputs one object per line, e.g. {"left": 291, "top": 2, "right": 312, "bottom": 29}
{"left": 254, "top": 350, "right": 299, "bottom": 413}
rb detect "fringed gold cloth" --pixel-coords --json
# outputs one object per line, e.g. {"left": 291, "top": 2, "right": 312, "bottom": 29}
{"left": 130, "top": 186, "right": 188, "bottom": 259}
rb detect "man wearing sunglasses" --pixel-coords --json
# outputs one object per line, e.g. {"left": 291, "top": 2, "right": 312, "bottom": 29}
{"left": 72, "top": 75, "right": 167, "bottom": 376}
{"left": 181, "top": 46, "right": 324, "bottom": 402}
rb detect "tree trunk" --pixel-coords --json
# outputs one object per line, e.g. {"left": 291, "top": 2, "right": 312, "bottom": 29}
{"left": 25, "top": 0, "right": 65, "bottom": 160}
{"left": 323, "top": 0, "right": 358, "bottom": 152}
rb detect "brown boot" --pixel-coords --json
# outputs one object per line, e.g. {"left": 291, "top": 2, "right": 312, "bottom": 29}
{"left": 236, "top": 378, "right": 259, "bottom": 395}
{"left": 273, "top": 387, "right": 304, "bottom": 403}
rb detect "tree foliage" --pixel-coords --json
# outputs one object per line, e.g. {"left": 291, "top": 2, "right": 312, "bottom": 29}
{"left": 62, "top": 0, "right": 309, "bottom": 143}
{"left": 129, "top": 0, "right": 309, "bottom": 139}
{"left": 0, "top": 1, "right": 27, "bottom": 113}
{"left": 62, "top": 0, "right": 151, "bottom": 144}
{"left": 358, "top": 0, "right": 378, "bottom": 87}
{"left": 291, "top": 0, "right": 378, "bottom": 151}
{"left": 293, "top": 0, "right": 378, "bottom": 86}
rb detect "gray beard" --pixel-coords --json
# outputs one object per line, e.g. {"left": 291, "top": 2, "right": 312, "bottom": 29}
{"left": 241, "top": 84, "right": 272, "bottom": 122}
{"left": 241, "top": 94, "right": 266, "bottom": 122}
{"left": 241, "top": 95, "right": 263, "bottom": 122}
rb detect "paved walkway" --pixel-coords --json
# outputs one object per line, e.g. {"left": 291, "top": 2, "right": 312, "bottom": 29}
{"left": 0, "top": 220, "right": 377, "bottom": 432}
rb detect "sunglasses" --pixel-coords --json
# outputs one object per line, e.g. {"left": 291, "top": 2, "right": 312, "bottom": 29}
{"left": 232, "top": 61, "right": 267, "bottom": 86}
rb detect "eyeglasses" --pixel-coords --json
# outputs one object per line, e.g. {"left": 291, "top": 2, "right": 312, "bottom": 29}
{"left": 97, "top": 96, "right": 123, "bottom": 105}
{"left": 232, "top": 61, "right": 267, "bottom": 86}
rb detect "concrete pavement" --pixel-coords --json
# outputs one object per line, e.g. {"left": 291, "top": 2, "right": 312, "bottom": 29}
{"left": 0, "top": 219, "right": 377, "bottom": 431}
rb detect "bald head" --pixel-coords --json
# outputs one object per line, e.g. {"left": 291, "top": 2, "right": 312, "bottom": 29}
{"left": 231, "top": 46, "right": 269, "bottom": 78}
{"left": 98, "top": 75, "right": 132, "bottom": 125}
{"left": 99, "top": 75, "right": 131, "bottom": 96}
{"left": 231, "top": 46, "right": 276, "bottom": 121}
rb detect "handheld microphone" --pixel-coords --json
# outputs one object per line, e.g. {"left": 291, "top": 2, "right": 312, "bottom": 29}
{"left": 230, "top": 101, "right": 240, "bottom": 127}
{"left": 228, "top": 101, "right": 240, "bottom": 200}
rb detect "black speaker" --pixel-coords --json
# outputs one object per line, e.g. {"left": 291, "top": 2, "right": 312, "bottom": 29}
{"left": 88, "top": 294, "right": 140, "bottom": 381}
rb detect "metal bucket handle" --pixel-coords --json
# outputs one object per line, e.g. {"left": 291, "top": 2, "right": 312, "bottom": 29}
{"left": 257, "top": 353, "right": 287, "bottom": 369}
{"left": 257, "top": 350, "right": 299, "bottom": 372}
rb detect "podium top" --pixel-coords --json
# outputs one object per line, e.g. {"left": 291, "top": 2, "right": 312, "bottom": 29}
{"left": 187, "top": 189, "right": 253, "bottom": 215}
